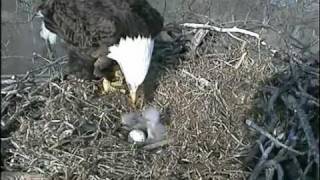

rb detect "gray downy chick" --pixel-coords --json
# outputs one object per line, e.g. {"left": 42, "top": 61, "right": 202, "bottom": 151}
{"left": 142, "top": 107, "right": 167, "bottom": 143}
{"left": 121, "top": 112, "right": 147, "bottom": 130}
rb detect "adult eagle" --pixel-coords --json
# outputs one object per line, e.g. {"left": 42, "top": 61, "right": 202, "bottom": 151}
{"left": 36, "top": 0, "right": 164, "bottom": 105}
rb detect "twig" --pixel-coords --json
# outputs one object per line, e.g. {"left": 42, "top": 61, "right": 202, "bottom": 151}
{"left": 227, "top": 32, "right": 246, "bottom": 42}
{"left": 29, "top": 55, "right": 67, "bottom": 74}
{"left": 289, "top": 155, "right": 304, "bottom": 179}
{"left": 181, "top": 69, "right": 210, "bottom": 87}
{"left": 1, "top": 74, "right": 51, "bottom": 85}
{"left": 190, "top": 22, "right": 210, "bottom": 51}
{"left": 181, "top": 23, "right": 261, "bottom": 40}
{"left": 294, "top": 91, "right": 319, "bottom": 107}
{"left": 290, "top": 95, "right": 319, "bottom": 164}
{"left": 264, "top": 78, "right": 296, "bottom": 132}
{"left": 249, "top": 142, "right": 274, "bottom": 180}
{"left": 303, "top": 160, "right": 314, "bottom": 177}
{"left": 0, "top": 171, "right": 49, "bottom": 180}
{"left": 235, "top": 41, "right": 248, "bottom": 69}
{"left": 1, "top": 55, "right": 32, "bottom": 60}
{"left": 246, "top": 119, "right": 304, "bottom": 155}
{"left": 264, "top": 160, "right": 284, "bottom": 180}
{"left": 265, "top": 167, "right": 275, "bottom": 180}
{"left": 143, "top": 139, "right": 170, "bottom": 150}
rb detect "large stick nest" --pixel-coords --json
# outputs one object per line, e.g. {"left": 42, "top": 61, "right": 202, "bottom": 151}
{"left": 1, "top": 1, "right": 319, "bottom": 179}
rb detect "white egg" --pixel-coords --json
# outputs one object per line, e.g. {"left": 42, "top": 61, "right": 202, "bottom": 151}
{"left": 128, "top": 129, "right": 146, "bottom": 143}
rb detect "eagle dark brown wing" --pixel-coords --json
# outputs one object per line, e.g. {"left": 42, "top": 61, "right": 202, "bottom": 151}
{"left": 38, "top": 0, "right": 118, "bottom": 53}
{"left": 128, "top": 0, "right": 164, "bottom": 37}
{"left": 38, "top": 0, "right": 163, "bottom": 53}
{"left": 37, "top": 0, "right": 163, "bottom": 79}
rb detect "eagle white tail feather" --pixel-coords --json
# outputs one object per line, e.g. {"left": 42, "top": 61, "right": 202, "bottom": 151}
{"left": 107, "top": 36, "right": 154, "bottom": 91}
{"left": 40, "top": 21, "right": 57, "bottom": 45}
{"left": 38, "top": 10, "right": 57, "bottom": 45}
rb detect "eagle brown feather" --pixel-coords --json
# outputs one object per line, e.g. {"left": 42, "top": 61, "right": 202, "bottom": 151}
{"left": 37, "top": 0, "right": 163, "bottom": 79}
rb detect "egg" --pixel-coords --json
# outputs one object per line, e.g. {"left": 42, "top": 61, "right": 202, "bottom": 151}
{"left": 122, "top": 106, "right": 167, "bottom": 144}
{"left": 128, "top": 129, "right": 146, "bottom": 143}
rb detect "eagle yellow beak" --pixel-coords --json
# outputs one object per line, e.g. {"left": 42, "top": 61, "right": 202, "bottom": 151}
{"left": 129, "top": 89, "right": 137, "bottom": 105}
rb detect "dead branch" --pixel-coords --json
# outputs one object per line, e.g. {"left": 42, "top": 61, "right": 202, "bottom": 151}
{"left": 181, "top": 23, "right": 261, "bottom": 40}
{"left": 246, "top": 119, "right": 304, "bottom": 155}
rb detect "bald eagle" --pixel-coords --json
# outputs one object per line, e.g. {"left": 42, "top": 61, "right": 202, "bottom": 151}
{"left": 36, "top": 0, "right": 164, "bottom": 105}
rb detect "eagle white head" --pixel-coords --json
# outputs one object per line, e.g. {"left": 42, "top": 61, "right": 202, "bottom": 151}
{"left": 107, "top": 36, "right": 154, "bottom": 103}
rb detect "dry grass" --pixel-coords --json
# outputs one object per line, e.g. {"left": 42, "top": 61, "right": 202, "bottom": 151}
{"left": 145, "top": 31, "right": 291, "bottom": 179}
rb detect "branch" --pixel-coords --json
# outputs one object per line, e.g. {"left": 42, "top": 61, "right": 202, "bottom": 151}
{"left": 143, "top": 139, "right": 171, "bottom": 150}
{"left": 181, "top": 23, "right": 261, "bottom": 40}
{"left": 246, "top": 119, "right": 305, "bottom": 155}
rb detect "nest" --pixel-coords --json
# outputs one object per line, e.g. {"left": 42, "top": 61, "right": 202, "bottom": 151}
{"left": 1, "top": 13, "right": 319, "bottom": 180}
{"left": 245, "top": 53, "right": 319, "bottom": 179}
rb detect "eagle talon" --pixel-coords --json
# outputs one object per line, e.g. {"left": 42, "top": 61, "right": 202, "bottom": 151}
{"left": 102, "top": 69, "right": 126, "bottom": 94}
{"left": 102, "top": 78, "right": 124, "bottom": 94}
{"left": 135, "top": 97, "right": 144, "bottom": 109}
{"left": 110, "top": 81, "right": 123, "bottom": 88}
{"left": 102, "top": 78, "right": 114, "bottom": 94}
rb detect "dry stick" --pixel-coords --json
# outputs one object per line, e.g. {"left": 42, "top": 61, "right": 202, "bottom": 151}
{"left": 0, "top": 171, "right": 49, "bottom": 180}
{"left": 295, "top": 91, "right": 319, "bottom": 107}
{"left": 1, "top": 75, "right": 51, "bottom": 86}
{"left": 264, "top": 160, "right": 284, "bottom": 180}
{"left": 1, "top": 55, "right": 32, "bottom": 60}
{"left": 246, "top": 119, "right": 304, "bottom": 156}
{"left": 1, "top": 55, "right": 66, "bottom": 87}
{"left": 181, "top": 69, "right": 210, "bottom": 87}
{"left": 227, "top": 32, "right": 246, "bottom": 42}
{"left": 29, "top": 55, "right": 67, "bottom": 74}
{"left": 1, "top": 74, "right": 28, "bottom": 79}
{"left": 251, "top": 138, "right": 294, "bottom": 179}
{"left": 303, "top": 160, "right": 315, "bottom": 177}
{"left": 235, "top": 41, "right": 248, "bottom": 69}
{"left": 182, "top": 23, "right": 253, "bottom": 70}
{"left": 265, "top": 167, "right": 275, "bottom": 180}
{"left": 280, "top": 76, "right": 319, "bottom": 165}
{"left": 49, "top": 82, "right": 102, "bottom": 110}
{"left": 143, "top": 140, "right": 171, "bottom": 150}
{"left": 264, "top": 77, "right": 296, "bottom": 134}
{"left": 181, "top": 23, "right": 261, "bottom": 40}
{"left": 190, "top": 22, "right": 210, "bottom": 51}
{"left": 249, "top": 142, "right": 274, "bottom": 180}
{"left": 292, "top": 96, "right": 319, "bottom": 165}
